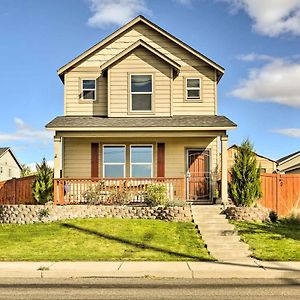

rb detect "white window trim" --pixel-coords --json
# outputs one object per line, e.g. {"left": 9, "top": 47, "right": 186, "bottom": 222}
{"left": 130, "top": 145, "right": 153, "bottom": 178}
{"left": 130, "top": 74, "right": 153, "bottom": 112}
{"left": 103, "top": 145, "right": 126, "bottom": 178}
{"left": 186, "top": 78, "right": 201, "bottom": 100}
{"left": 81, "top": 79, "right": 97, "bottom": 101}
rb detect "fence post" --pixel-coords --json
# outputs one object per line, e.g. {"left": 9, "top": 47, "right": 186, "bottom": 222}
{"left": 53, "top": 179, "right": 58, "bottom": 206}
{"left": 59, "top": 180, "right": 65, "bottom": 205}
{"left": 12, "top": 178, "right": 16, "bottom": 204}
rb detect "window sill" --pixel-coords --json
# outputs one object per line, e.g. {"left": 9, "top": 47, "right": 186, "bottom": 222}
{"left": 79, "top": 99, "right": 97, "bottom": 104}
{"left": 128, "top": 111, "right": 155, "bottom": 115}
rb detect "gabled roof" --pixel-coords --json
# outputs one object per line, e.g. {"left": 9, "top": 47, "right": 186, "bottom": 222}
{"left": 57, "top": 15, "right": 224, "bottom": 81}
{"left": 0, "top": 147, "right": 22, "bottom": 169}
{"left": 228, "top": 144, "right": 276, "bottom": 163}
{"left": 100, "top": 39, "right": 181, "bottom": 72}
{"left": 277, "top": 150, "right": 300, "bottom": 164}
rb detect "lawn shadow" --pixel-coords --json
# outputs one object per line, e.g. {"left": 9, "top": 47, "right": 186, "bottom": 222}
{"left": 234, "top": 220, "right": 300, "bottom": 242}
{"left": 61, "top": 223, "right": 212, "bottom": 261}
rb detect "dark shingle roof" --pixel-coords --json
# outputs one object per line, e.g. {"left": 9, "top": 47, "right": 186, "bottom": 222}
{"left": 0, "top": 147, "right": 9, "bottom": 157}
{"left": 277, "top": 150, "right": 300, "bottom": 163}
{"left": 46, "top": 115, "right": 237, "bottom": 129}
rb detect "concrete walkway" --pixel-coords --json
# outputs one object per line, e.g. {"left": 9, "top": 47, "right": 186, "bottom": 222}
{"left": 0, "top": 261, "right": 299, "bottom": 279}
{"left": 191, "top": 205, "right": 252, "bottom": 261}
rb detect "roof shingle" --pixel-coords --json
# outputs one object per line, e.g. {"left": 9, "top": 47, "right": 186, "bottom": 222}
{"left": 46, "top": 115, "right": 237, "bottom": 129}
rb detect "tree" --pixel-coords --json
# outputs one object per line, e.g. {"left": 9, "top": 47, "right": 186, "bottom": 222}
{"left": 229, "top": 139, "right": 262, "bottom": 207}
{"left": 32, "top": 158, "right": 54, "bottom": 204}
{"left": 21, "top": 164, "right": 33, "bottom": 177}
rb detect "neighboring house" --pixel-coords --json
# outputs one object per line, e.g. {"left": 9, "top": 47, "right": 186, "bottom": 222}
{"left": 277, "top": 151, "right": 300, "bottom": 174}
{"left": 46, "top": 15, "right": 236, "bottom": 203}
{"left": 0, "top": 147, "right": 22, "bottom": 181}
{"left": 227, "top": 145, "right": 277, "bottom": 174}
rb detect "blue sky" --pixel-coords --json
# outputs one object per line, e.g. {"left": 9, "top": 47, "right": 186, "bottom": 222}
{"left": 0, "top": 0, "right": 299, "bottom": 167}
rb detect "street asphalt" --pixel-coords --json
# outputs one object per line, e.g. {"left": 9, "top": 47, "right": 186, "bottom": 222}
{"left": 0, "top": 278, "right": 299, "bottom": 300}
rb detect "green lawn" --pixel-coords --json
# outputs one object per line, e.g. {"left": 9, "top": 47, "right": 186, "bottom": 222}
{"left": 232, "top": 220, "right": 300, "bottom": 261}
{"left": 0, "top": 218, "right": 213, "bottom": 261}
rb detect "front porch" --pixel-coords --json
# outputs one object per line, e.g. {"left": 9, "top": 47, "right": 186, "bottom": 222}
{"left": 53, "top": 134, "right": 229, "bottom": 205}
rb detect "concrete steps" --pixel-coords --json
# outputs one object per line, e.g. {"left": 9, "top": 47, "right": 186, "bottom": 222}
{"left": 191, "top": 205, "right": 253, "bottom": 262}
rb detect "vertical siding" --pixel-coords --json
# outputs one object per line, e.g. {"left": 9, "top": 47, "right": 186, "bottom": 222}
{"left": 63, "top": 136, "right": 218, "bottom": 178}
{"left": 64, "top": 22, "right": 217, "bottom": 117}
{"left": 109, "top": 47, "right": 171, "bottom": 117}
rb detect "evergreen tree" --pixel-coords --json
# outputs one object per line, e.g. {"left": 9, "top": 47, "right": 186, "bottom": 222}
{"left": 21, "top": 164, "right": 33, "bottom": 177}
{"left": 32, "top": 158, "right": 54, "bottom": 204}
{"left": 229, "top": 139, "right": 262, "bottom": 207}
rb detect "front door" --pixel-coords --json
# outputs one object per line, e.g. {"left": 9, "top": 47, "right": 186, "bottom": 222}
{"left": 187, "top": 149, "right": 211, "bottom": 202}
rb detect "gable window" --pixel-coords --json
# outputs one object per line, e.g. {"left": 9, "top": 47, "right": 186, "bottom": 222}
{"left": 82, "top": 79, "right": 96, "bottom": 100}
{"left": 130, "top": 145, "right": 153, "bottom": 177}
{"left": 186, "top": 78, "right": 201, "bottom": 100}
{"left": 103, "top": 145, "right": 125, "bottom": 178}
{"left": 130, "top": 74, "right": 152, "bottom": 111}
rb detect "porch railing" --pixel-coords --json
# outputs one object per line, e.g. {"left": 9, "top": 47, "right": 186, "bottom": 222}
{"left": 53, "top": 177, "right": 185, "bottom": 205}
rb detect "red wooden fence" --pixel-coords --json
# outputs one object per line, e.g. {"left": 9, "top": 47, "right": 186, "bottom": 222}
{"left": 0, "top": 175, "right": 37, "bottom": 205}
{"left": 260, "top": 173, "right": 300, "bottom": 216}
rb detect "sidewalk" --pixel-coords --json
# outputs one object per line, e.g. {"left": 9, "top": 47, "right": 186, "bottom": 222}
{"left": 0, "top": 261, "right": 299, "bottom": 279}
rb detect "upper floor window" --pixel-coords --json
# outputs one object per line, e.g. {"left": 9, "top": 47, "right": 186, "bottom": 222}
{"left": 82, "top": 79, "right": 96, "bottom": 100}
{"left": 186, "top": 78, "right": 201, "bottom": 100}
{"left": 130, "top": 74, "right": 152, "bottom": 111}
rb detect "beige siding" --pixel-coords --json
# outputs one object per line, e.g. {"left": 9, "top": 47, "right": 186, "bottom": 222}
{"left": 64, "top": 22, "right": 216, "bottom": 116}
{"left": 63, "top": 136, "right": 218, "bottom": 178}
{"left": 65, "top": 69, "right": 107, "bottom": 116}
{"left": 109, "top": 47, "right": 171, "bottom": 117}
{"left": 278, "top": 155, "right": 300, "bottom": 174}
{"left": 0, "top": 152, "right": 21, "bottom": 181}
{"left": 227, "top": 147, "right": 277, "bottom": 173}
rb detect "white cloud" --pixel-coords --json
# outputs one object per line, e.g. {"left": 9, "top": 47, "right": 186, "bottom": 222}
{"left": 237, "top": 53, "right": 275, "bottom": 62}
{"left": 87, "top": 0, "right": 150, "bottom": 28}
{"left": 221, "top": 0, "right": 300, "bottom": 37}
{"left": 0, "top": 118, "right": 52, "bottom": 144}
{"left": 230, "top": 56, "right": 300, "bottom": 108}
{"left": 273, "top": 128, "right": 300, "bottom": 138}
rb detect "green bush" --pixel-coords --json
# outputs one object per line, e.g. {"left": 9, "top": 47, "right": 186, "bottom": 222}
{"left": 82, "top": 182, "right": 105, "bottom": 205}
{"left": 229, "top": 139, "right": 262, "bottom": 207}
{"left": 83, "top": 181, "right": 132, "bottom": 205}
{"left": 38, "top": 207, "right": 50, "bottom": 220}
{"left": 144, "top": 183, "right": 168, "bottom": 206}
{"left": 32, "top": 158, "right": 54, "bottom": 204}
{"left": 167, "top": 199, "right": 185, "bottom": 207}
{"left": 269, "top": 210, "right": 278, "bottom": 223}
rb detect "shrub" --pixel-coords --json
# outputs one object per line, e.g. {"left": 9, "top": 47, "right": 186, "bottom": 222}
{"left": 32, "top": 158, "right": 54, "bottom": 204}
{"left": 288, "top": 201, "right": 300, "bottom": 221}
{"left": 83, "top": 181, "right": 132, "bottom": 205}
{"left": 144, "top": 183, "right": 168, "bottom": 206}
{"left": 269, "top": 210, "right": 278, "bottom": 223}
{"left": 82, "top": 182, "right": 105, "bottom": 205}
{"left": 167, "top": 199, "right": 185, "bottom": 207}
{"left": 38, "top": 207, "right": 50, "bottom": 220}
{"left": 229, "top": 139, "right": 262, "bottom": 207}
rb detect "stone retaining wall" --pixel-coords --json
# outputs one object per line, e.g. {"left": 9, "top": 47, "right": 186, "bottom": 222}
{"left": 224, "top": 206, "right": 270, "bottom": 222}
{"left": 0, "top": 204, "right": 192, "bottom": 224}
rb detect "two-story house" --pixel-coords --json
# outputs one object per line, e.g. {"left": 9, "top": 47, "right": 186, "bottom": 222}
{"left": 46, "top": 16, "right": 236, "bottom": 204}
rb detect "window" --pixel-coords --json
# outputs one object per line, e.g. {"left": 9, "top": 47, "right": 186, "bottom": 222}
{"left": 130, "top": 74, "right": 152, "bottom": 111}
{"left": 82, "top": 79, "right": 96, "bottom": 100}
{"left": 186, "top": 78, "right": 201, "bottom": 100}
{"left": 260, "top": 168, "right": 267, "bottom": 174}
{"left": 0, "top": 166, "right": 2, "bottom": 173}
{"left": 130, "top": 145, "right": 153, "bottom": 177}
{"left": 8, "top": 168, "right": 11, "bottom": 177}
{"left": 103, "top": 146, "right": 125, "bottom": 178}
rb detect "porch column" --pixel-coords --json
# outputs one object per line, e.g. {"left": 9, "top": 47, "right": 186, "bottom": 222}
{"left": 221, "top": 135, "right": 228, "bottom": 204}
{"left": 54, "top": 136, "right": 62, "bottom": 178}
